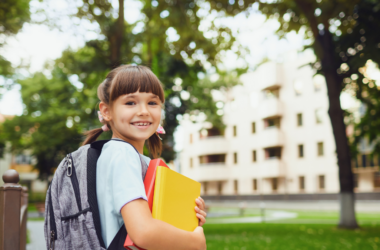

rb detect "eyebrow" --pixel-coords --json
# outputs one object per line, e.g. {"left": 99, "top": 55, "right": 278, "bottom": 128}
{"left": 123, "top": 94, "right": 159, "bottom": 99}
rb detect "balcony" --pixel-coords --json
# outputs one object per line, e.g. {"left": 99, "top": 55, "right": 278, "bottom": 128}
{"left": 259, "top": 98, "right": 283, "bottom": 118}
{"left": 191, "top": 163, "right": 230, "bottom": 182}
{"left": 352, "top": 166, "right": 379, "bottom": 173}
{"left": 192, "top": 136, "right": 228, "bottom": 155}
{"left": 259, "top": 128, "right": 284, "bottom": 148}
{"left": 259, "top": 159, "right": 285, "bottom": 178}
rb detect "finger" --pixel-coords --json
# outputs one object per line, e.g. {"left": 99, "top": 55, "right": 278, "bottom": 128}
{"left": 195, "top": 198, "right": 205, "bottom": 210}
{"left": 198, "top": 196, "right": 205, "bottom": 204}
{"left": 196, "top": 213, "right": 206, "bottom": 226}
{"left": 195, "top": 206, "right": 207, "bottom": 217}
{"left": 199, "top": 197, "right": 206, "bottom": 210}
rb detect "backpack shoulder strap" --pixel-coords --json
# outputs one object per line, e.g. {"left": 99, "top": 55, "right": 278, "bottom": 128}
{"left": 88, "top": 139, "right": 149, "bottom": 250}
{"left": 87, "top": 140, "right": 109, "bottom": 248}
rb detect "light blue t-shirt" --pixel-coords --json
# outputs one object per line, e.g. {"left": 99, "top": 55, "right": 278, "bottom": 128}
{"left": 96, "top": 139, "right": 150, "bottom": 247}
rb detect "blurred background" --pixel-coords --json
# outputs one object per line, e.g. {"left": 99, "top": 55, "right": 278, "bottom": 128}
{"left": 0, "top": 0, "right": 379, "bottom": 249}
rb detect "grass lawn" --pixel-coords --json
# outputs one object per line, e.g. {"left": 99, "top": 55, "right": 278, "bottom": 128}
{"left": 204, "top": 223, "right": 380, "bottom": 250}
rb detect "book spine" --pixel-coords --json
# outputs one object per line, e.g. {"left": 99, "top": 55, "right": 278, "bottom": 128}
{"left": 152, "top": 166, "right": 165, "bottom": 219}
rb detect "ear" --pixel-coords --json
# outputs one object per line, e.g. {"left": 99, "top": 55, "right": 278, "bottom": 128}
{"left": 99, "top": 102, "right": 112, "bottom": 122}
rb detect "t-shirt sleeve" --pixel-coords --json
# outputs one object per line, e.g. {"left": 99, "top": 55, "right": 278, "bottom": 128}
{"left": 108, "top": 144, "right": 147, "bottom": 213}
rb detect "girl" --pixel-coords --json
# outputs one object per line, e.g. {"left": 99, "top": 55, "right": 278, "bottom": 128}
{"left": 82, "top": 65, "right": 207, "bottom": 250}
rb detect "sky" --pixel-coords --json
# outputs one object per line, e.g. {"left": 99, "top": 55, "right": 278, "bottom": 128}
{"left": 0, "top": 0, "right": 306, "bottom": 116}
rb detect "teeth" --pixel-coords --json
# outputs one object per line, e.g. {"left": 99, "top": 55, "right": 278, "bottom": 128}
{"left": 135, "top": 123, "right": 149, "bottom": 126}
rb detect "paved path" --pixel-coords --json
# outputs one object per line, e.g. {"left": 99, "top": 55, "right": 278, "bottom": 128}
{"left": 27, "top": 221, "right": 46, "bottom": 250}
{"left": 206, "top": 200, "right": 380, "bottom": 212}
{"left": 208, "top": 211, "right": 297, "bottom": 224}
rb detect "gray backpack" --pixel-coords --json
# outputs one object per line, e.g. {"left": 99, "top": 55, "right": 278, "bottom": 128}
{"left": 44, "top": 139, "right": 148, "bottom": 250}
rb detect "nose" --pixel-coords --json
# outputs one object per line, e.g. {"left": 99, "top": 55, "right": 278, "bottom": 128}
{"left": 137, "top": 103, "right": 149, "bottom": 116}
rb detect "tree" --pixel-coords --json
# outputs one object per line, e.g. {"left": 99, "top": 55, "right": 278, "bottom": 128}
{"left": 0, "top": 69, "right": 85, "bottom": 179}
{"left": 0, "top": 0, "right": 31, "bottom": 96}
{"left": 200, "top": 0, "right": 380, "bottom": 228}
{"left": 337, "top": 1, "right": 380, "bottom": 161}
{"left": 1, "top": 0, "right": 242, "bottom": 177}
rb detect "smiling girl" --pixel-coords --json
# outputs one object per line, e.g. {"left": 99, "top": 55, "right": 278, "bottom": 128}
{"left": 82, "top": 65, "right": 207, "bottom": 250}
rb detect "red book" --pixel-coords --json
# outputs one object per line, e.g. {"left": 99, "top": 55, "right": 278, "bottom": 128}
{"left": 124, "top": 159, "right": 169, "bottom": 250}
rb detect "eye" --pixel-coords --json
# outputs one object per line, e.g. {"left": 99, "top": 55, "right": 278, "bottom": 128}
{"left": 149, "top": 101, "right": 158, "bottom": 105}
{"left": 125, "top": 101, "right": 136, "bottom": 105}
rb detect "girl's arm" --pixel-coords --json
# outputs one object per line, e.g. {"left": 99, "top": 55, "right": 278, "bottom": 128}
{"left": 121, "top": 199, "right": 206, "bottom": 250}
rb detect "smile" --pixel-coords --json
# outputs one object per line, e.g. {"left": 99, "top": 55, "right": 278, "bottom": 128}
{"left": 131, "top": 122, "right": 152, "bottom": 127}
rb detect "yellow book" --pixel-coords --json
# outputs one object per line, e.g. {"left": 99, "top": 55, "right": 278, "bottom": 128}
{"left": 152, "top": 166, "right": 201, "bottom": 231}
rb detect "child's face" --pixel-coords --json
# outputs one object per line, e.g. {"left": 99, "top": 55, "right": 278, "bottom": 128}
{"left": 108, "top": 91, "right": 162, "bottom": 143}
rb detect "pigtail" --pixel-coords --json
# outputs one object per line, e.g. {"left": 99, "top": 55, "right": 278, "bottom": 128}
{"left": 82, "top": 128, "right": 104, "bottom": 145}
{"left": 147, "top": 133, "right": 162, "bottom": 158}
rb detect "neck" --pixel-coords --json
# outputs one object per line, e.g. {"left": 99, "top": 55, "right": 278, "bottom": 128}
{"left": 111, "top": 134, "right": 145, "bottom": 154}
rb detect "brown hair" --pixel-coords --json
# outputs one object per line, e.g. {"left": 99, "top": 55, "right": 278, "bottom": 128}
{"left": 82, "top": 65, "right": 165, "bottom": 158}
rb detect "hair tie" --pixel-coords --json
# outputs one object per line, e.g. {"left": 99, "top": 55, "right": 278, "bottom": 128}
{"left": 98, "top": 111, "right": 110, "bottom": 131}
{"left": 156, "top": 125, "right": 165, "bottom": 140}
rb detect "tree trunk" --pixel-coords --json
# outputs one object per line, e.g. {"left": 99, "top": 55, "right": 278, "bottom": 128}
{"left": 317, "top": 29, "right": 358, "bottom": 229}
{"left": 109, "top": 0, "right": 125, "bottom": 67}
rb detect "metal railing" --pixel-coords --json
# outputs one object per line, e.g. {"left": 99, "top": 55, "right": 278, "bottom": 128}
{"left": 0, "top": 169, "right": 28, "bottom": 250}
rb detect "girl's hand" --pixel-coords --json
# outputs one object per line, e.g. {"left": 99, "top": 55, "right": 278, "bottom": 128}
{"left": 193, "top": 226, "right": 207, "bottom": 250}
{"left": 195, "top": 196, "right": 207, "bottom": 226}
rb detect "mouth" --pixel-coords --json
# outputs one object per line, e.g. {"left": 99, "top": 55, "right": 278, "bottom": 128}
{"left": 131, "top": 121, "right": 152, "bottom": 128}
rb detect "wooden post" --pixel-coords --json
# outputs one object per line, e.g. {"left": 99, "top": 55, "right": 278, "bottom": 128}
{"left": 20, "top": 187, "right": 28, "bottom": 250}
{"left": 0, "top": 169, "right": 22, "bottom": 250}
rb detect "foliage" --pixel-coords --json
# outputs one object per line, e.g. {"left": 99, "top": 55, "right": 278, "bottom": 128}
{"left": 0, "top": 69, "right": 87, "bottom": 177}
{"left": 0, "top": 0, "right": 31, "bottom": 94}
{"left": 335, "top": 0, "right": 380, "bottom": 157}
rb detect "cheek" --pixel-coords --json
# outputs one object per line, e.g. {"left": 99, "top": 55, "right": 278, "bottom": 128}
{"left": 153, "top": 109, "right": 162, "bottom": 123}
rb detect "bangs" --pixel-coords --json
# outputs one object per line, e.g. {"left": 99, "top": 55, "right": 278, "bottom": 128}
{"left": 109, "top": 65, "right": 165, "bottom": 104}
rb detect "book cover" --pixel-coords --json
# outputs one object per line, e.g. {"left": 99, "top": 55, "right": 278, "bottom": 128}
{"left": 152, "top": 166, "right": 201, "bottom": 232}
{"left": 124, "top": 159, "right": 169, "bottom": 250}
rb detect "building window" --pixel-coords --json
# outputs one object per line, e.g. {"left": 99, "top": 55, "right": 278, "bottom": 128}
{"left": 233, "top": 125, "right": 237, "bottom": 137}
{"left": 264, "top": 88, "right": 279, "bottom": 99}
{"left": 252, "top": 122, "right": 256, "bottom": 134}
{"left": 190, "top": 134, "right": 193, "bottom": 144}
{"left": 234, "top": 180, "right": 238, "bottom": 194}
{"left": 265, "top": 147, "right": 282, "bottom": 160}
{"left": 272, "top": 178, "right": 278, "bottom": 191}
{"left": 298, "top": 144, "right": 304, "bottom": 158}
{"left": 315, "top": 108, "right": 323, "bottom": 124}
{"left": 253, "top": 179, "right": 258, "bottom": 191}
{"left": 317, "top": 142, "right": 324, "bottom": 156}
{"left": 234, "top": 152, "right": 238, "bottom": 164}
{"left": 299, "top": 176, "right": 305, "bottom": 191}
{"left": 252, "top": 150, "right": 257, "bottom": 162}
{"left": 199, "top": 154, "right": 226, "bottom": 165}
{"left": 297, "top": 113, "right": 303, "bottom": 127}
{"left": 264, "top": 117, "right": 281, "bottom": 129}
{"left": 354, "top": 174, "right": 359, "bottom": 188}
{"left": 218, "top": 181, "right": 223, "bottom": 195}
{"left": 190, "top": 158, "right": 193, "bottom": 168}
{"left": 200, "top": 128, "right": 224, "bottom": 139}
{"left": 374, "top": 172, "right": 380, "bottom": 188}
{"left": 319, "top": 175, "right": 325, "bottom": 189}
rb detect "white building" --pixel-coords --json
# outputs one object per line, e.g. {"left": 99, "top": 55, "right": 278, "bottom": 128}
{"left": 179, "top": 55, "right": 380, "bottom": 196}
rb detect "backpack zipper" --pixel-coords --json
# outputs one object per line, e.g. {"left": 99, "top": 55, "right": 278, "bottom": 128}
{"left": 67, "top": 154, "right": 82, "bottom": 211}
{"left": 49, "top": 230, "right": 55, "bottom": 250}
{"left": 66, "top": 155, "right": 72, "bottom": 177}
